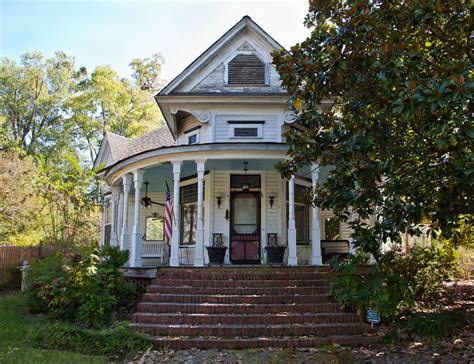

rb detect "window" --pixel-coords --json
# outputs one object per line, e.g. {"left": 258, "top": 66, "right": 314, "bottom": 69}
{"left": 145, "top": 216, "right": 164, "bottom": 241}
{"left": 229, "top": 124, "right": 262, "bottom": 138}
{"left": 234, "top": 128, "right": 258, "bottom": 137}
{"left": 103, "top": 199, "right": 112, "bottom": 246}
{"left": 228, "top": 54, "right": 265, "bottom": 84}
{"left": 324, "top": 217, "right": 340, "bottom": 240}
{"left": 180, "top": 183, "right": 205, "bottom": 245}
{"left": 286, "top": 183, "right": 310, "bottom": 245}
{"left": 231, "top": 174, "right": 261, "bottom": 189}
{"left": 188, "top": 134, "right": 198, "bottom": 145}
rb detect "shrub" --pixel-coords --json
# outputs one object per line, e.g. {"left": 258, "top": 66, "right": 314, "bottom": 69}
{"left": 26, "top": 246, "right": 140, "bottom": 327}
{"left": 401, "top": 310, "right": 467, "bottom": 340}
{"left": 0, "top": 265, "right": 22, "bottom": 291}
{"left": 28, "top": 321, "right": 151, "bottom": 360}
{"left": 330, "top": 244, "right": 460, "bottom": 320}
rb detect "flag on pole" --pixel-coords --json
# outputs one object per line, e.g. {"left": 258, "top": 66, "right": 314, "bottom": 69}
{"left": 164, "top": 183, "right": 173, "bottom": 245}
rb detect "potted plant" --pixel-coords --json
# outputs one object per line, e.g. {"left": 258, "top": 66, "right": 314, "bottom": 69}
{"left": 206, "top": 234, "right": 227, "bottom": 265}
{"left": 264, "top": 233, "right": 286, "bottom": 264}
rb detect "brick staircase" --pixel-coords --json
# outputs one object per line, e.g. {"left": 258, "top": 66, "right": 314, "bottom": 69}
{"left": 130, "top": 267, "right": 375, "bottom": 349}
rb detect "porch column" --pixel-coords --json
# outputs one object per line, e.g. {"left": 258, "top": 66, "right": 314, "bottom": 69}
{"left": 349, "top": 208, "right": 356, "bottom": 255}
{"left": 287, "top": 176, "right": 298, "bottom": 266}
{"left": 169, "top": 162, "right": 181, "bottom": 267}
{"left": 110, "top": 187, "right": 120, "bottom": 247}
{"left": 120, "top": 174, "right": 132, "bottom": 251}
{"left": 311, "top": 164, "right": 323, "bottom": 265}
{"left": 194, "top": 160, "right": 206, "bottom": 267}
{"left": 130, "top": 170, "right": 144, "bottom": 267}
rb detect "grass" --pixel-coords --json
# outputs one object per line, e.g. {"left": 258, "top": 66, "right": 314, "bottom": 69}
{"left": 0, "top": 293, "right": 107, "bottom": 364}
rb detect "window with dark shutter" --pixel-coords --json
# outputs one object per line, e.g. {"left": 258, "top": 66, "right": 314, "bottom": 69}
{"left": 228, "top": 54, "right": 265, "bottom": 85}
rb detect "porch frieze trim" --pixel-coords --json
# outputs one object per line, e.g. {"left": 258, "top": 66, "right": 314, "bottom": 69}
{"left": 105, "top": 143, "right": 288, "bottom": 185}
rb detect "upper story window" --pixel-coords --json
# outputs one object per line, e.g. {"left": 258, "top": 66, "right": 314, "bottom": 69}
{"left": 188, "top": 134, "right": 198, "bottom": 145}
{"left": 228, "top": 54, "right": 266, "bottom": 85}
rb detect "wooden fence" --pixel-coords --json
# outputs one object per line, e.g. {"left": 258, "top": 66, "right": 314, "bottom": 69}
{"left": 0, "top": 245, "right": 58, "bottom": 285}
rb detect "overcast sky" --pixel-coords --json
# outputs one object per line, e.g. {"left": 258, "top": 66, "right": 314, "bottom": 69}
{"left": 1, "top": 0, "right": 311, "bottom": 82}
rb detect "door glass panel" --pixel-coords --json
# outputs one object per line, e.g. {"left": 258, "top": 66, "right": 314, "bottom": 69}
{"left": 233, "top": 195, "right": 257, "bottom": 234}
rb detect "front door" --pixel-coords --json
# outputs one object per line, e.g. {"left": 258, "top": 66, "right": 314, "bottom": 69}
{"left": 230, "top": 191, "right": 260, "bottom": 264}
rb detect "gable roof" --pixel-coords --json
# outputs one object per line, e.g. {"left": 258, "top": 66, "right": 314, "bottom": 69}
{"left": 94, "top": 125, "right": 174, "bottom": 168}
{"left": 159, "top": 16, "right": 285, "bottom": 96}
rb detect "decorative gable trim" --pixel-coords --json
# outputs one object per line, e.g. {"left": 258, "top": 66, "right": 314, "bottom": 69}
{"left": 159, "top": 16, "right": 283, "bottom": 95}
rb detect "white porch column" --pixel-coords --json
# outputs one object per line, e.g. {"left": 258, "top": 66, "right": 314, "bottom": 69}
{"left": 169, "top": 162, "right": 181, "bottom": 267}
{"left": 311, "top": 164, "right": 323, "bottom": 265}
{"left": 194, "top": 160, "right": 206, "bottom": 267}
{"left": 120, "top": 174, "right": 132, "bottom": 251}
{"left": 109, "top": 187, "right": 120, "bottom": 247}
{"left": 130, "top": 170, "right": 144, "bottom": 267}
{"left": 287, "top": 176, "right": 298, "bottom": 266}
{"left": 349, "top": 208, "right": 356, "bottom": 255}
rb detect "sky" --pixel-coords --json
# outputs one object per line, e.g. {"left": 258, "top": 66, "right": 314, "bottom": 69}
{"left": 1, "top": 0, "right": 311, "bottom": 82}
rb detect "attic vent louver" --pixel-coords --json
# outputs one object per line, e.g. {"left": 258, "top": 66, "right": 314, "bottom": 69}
{"left": 228, "top": 54, "right": 265, "bottom": 85}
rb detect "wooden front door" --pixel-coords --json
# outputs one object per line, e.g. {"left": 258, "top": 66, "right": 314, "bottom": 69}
{"left": 230, "top": 191, "right": 261, "bottom": 264}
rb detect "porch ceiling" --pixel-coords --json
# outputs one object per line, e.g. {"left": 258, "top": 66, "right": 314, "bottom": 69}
{"left": 124, "top": 159, "right": 331, "bottom": 192}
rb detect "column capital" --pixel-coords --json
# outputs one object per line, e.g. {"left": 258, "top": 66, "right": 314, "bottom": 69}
{"left": 110, "top": 186, "right": 120, "bottom": 198}
{"left": 133, "top": 169, "right": 145, "bottom": 183}
{"left": 122, "top": 173, "right": 133, "bottom": 186}
{"left": 196, "top": 160, "right": 206, "bottom": 173}
{"left": 172, "top": 161, "right": 182, "bottom": 174}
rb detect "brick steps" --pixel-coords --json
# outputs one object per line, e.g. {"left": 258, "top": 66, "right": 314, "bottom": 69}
{"left": 147, "top": 285, "right": 330, "bottom": 295}
{"left": 131, "top": 268, "right": 372, "bottom": 349}
{"left": 142, "top": 293, "right": 330, "bottom": 304}
{"left": 132, "top": 312, "right": 362, "bottom": 325}
{"left": 137, "top": 302, "right": 344, "bottom": 314}
{"left": 130, "top": 322, "right": 368, "bottom": 337}
{"left": 152, "top": 335, "right": 377, "bottom": 350}
{"left": 155, "top": 278, "right": 329, "bottom": 287}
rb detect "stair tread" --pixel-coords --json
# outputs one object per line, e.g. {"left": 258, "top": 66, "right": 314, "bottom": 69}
{"left": 133, "top": 312, "right": 356, "bottom": 317}
{"left": 131, "top": 322, "right": 365, "bottom": 328}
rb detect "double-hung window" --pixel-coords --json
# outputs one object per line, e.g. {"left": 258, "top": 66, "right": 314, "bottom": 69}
{"left": 286, "top": 183, "right": 310, "bottom": 245}
{"left": 180, "top": 183, "right": 205, "bottom": 245}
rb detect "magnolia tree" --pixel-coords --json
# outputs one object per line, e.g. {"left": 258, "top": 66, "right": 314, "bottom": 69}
{"left": 273, "top": 0, "right": 473, "bottom": 260}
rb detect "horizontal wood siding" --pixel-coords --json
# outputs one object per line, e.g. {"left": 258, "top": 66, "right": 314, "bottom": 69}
{"left": 265, "top": 172, "right": 280, "bottom": 235}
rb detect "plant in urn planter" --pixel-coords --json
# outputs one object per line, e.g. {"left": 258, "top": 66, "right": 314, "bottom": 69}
{"left": 264, "top": 233, "right": 286, "bottom": 264}
{"left": 206, "top": 233, "right": 227, "bottom": 265}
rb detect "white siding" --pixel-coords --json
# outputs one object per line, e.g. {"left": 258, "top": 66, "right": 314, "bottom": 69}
{"left": 265, "top": 172, "right": 280, "bottom": 236}
{"left": 212, "top": 171, "right": 230, "bottom": 263}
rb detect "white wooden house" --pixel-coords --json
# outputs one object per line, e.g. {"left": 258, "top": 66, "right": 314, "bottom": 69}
{"left": 95, "top": 16, "right": 354, "bottom": 267}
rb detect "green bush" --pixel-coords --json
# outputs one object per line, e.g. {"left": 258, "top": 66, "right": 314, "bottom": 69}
{"left": 330, "top": 244, "right": 460, "bottom": 320}
{"left": 26, "top": 246, "right": 140, "bottom": 327}
{"left": 0, "top": 265, "right": 22, "bottom": 291}
{"left": 402, "top": 310, "right": 467, "bottom": 340}
{"left": 28, "top": 321, "right": 150, "bottom": 360}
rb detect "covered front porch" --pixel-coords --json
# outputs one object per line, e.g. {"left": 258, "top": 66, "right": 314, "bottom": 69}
{"left": 100, "top": 145, "right": 354, "bottom": 267}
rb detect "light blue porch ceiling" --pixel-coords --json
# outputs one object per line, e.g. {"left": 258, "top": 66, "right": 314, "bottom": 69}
{"left": 134, "top": 160, "right": 331, "bottom": 192}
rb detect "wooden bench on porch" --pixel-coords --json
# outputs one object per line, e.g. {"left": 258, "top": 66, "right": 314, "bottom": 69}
{"left": 321, "top": 239, "right": 350, "bottom": 264}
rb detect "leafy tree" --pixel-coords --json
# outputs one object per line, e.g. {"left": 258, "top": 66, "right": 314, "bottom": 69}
{"left": 0, "top": 52, "right": 79, "bottom": 157}
{"left": 67, "top": 62, "right": 164, "bottom": 163}
{"left": 35, "top": 154, "right": 99, "bottom": 246}
{"left": 273, "top": 0, "right": 473, "bottom": 260}
{"left": 129, "top": 53, "right": 165, "bottom": 92}
{"left": 0, "top": 150, "right": 42, "bottom": 242}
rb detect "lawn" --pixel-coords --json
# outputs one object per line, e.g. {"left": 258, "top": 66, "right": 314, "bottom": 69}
{"left": 0, "top": 292, "right": 107, "bottom": 364}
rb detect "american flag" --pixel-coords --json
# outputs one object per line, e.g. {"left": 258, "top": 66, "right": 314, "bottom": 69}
{"left": 164, "top": 184, "right": 173, "bottom": 245}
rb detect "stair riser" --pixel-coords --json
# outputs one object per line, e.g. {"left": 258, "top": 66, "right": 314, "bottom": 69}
{"left": 137, "top": 302, "right": 343, "bottom": 314}
{"left": 147, "top": 286, "right": 330, "bottom": 295}
{"left": 154, "top": 273, "right": 331, "bottom": 281}
{"left": 153, "top": 336, "right": 377, "bottom": 350}
{"left": 141, "top": 294, "right": 331, "bottom": 304}
{"left": 133, "top": 324, "right": 368, "bottom": 337}
{"left": 132, "top": 314, "right": 362, "bottom": 325}
{"left": 154, "top": 279, "right": 329, "bottom": 287}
